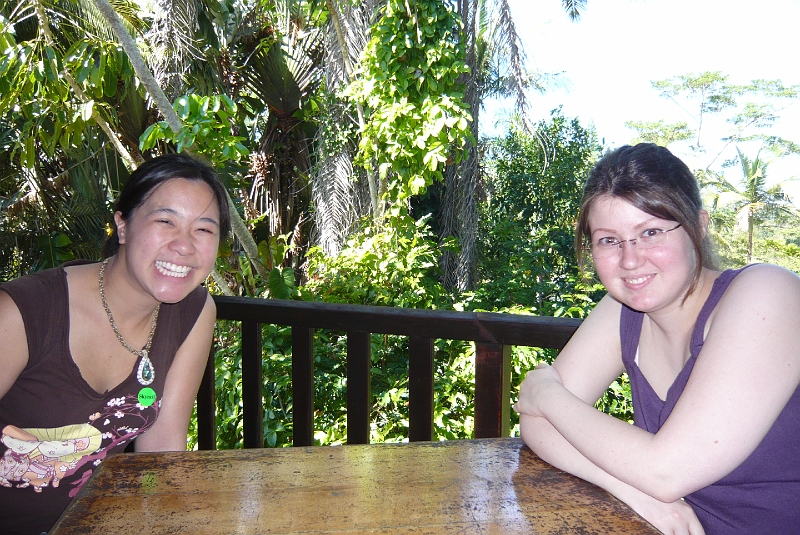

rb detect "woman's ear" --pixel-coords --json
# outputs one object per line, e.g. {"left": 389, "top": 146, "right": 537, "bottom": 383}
{"left": 114, "top": 212, "right": 127, "bottom": 244}
{"left": 699, "top": 209, "right": 709, "bottom": 238}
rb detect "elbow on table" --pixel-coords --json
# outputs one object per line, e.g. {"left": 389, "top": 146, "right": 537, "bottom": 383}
{"left": 635, "top": 467, "right": 700, "bottom": 504}
{"left": 519, "top": 414, "right": 559, "bottom": 463}
{"left": 647, "top": 484, "right": 687, "bottom": 504}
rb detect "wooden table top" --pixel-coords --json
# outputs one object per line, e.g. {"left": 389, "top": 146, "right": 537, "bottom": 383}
{"left": 50, "top": 438, "right": 658, "bottom": 534}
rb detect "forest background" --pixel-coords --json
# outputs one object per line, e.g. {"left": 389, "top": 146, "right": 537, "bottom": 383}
{"left": 1, "top": 0, "right": 798, "bottom": 448}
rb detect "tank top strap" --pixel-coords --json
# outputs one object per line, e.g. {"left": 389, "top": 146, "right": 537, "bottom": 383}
{"left": 620, "top": 303, "right": 644, "bottom": 369}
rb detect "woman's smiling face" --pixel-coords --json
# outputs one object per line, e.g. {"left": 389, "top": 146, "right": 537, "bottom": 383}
{"left": 587, "top": 195, "right": 702, "bottom": 314}
{"left": 115, "top": 178, "right": 221, "bottom": 304}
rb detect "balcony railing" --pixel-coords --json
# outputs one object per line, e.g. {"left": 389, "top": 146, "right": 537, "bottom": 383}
{"left": 196, "top": 296, "right": 582, "bottom": 449}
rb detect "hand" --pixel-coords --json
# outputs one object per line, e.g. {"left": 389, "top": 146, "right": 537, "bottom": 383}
{"left": 630, "top": 495, "right": 705, "bottom": 535}
{"left": 513, "top": 363, "right": 564, "bottom": 418}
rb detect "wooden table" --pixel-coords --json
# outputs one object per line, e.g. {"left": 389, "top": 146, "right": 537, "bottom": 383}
{"left": 49, "top": 438, "right": 658, "bottom": 534}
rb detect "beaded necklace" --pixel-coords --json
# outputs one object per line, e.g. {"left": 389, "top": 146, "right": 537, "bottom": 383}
{"left": 98, "top": 258, "right": 160, "bottom": 386}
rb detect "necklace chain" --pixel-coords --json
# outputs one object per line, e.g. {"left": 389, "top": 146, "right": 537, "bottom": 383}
{"left": 99, "top": 258, "right": 160, "bottom": 357}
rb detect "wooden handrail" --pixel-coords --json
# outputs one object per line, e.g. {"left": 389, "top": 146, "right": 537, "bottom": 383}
{"left": 197, "top": 296, "right": 582, "bottom": 449}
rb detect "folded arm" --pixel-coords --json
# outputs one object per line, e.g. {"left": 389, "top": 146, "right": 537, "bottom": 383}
{"left": 519, "top": 265, "right": 800, "bottom": 503}
{"left": 517, "top": 294, "right": 704, "bottom": 533}
{"left": 521, "top": 414, "right": 704, "bottom": 534}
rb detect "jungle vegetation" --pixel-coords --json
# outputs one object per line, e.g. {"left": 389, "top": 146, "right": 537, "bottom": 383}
{"left": 1, "top": 0, "right": 796, "bottom": 447}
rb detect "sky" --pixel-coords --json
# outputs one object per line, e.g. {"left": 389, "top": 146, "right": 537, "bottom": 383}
{"left": 483, "top": 0, "right": 800, "bottom": 202}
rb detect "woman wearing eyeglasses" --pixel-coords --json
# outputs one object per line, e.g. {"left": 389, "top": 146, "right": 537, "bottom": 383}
{"left": 514, "top": 143, "right": 800, "bottom": 535}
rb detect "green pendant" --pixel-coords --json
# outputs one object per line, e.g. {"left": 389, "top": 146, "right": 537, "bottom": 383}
{"left": 137, "top": 350, "right": 155, "bottom": 386}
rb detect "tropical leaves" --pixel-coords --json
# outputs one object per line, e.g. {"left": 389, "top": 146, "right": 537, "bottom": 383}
{"left": 706, "top": 146, "right": 798, "bottom": 264}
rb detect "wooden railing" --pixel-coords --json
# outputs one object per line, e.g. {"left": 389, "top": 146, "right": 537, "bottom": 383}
{"left": 196, "top": 297, "right": 582, "bottom": 449}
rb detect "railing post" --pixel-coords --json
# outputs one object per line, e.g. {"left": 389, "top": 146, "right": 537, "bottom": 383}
{"left": 347, "top": 331, "right": 371, "bottom": 444}
{"left": 408, "top": 336, "right": 434, "bottom": 442}
{"left": 242, "top": 321, "right": 263, "bottom": 448}
{"left": 474, "top": 342, "right": 512, "bottom": 438}
{"left": 292, "top": 326, "right": 315, "bottom": 447}
{"left": 196, "top": 344, "right": 217, "bottom": 450}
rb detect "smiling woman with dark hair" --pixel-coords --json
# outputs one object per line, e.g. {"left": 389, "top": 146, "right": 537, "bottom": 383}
{"left": 515, "top": 143, "right": 800, "bottom": 535}
{"left": 0, "top": 153, "right": 229, "bottom": 535}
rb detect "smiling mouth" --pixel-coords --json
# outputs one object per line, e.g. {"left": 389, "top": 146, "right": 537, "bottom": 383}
{"left": 624, "top": 275, "right": 652, "bottom": 285}
{"left": 156, "top": 261, "right": 191, "bottom": 278}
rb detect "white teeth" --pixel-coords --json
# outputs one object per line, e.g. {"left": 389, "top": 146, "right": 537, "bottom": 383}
{"left": 626, "top": 276, "right": 649, "bottom": 285}
{"left": 155, "top": 261, "right": 191, "bottom": 278}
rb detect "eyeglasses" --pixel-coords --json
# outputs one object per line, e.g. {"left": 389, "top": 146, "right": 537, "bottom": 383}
{"left": 588, "top": 223, "right": 682, "bottom": 259}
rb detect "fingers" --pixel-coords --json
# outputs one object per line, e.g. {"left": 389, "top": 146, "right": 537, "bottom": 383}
{"left": 689, "top": 518, "right": 706, "bottom": 535}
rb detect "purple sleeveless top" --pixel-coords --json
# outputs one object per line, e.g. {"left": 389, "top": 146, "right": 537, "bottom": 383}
{"left": 621, "top": 267, "right": 800, "bottom": 534}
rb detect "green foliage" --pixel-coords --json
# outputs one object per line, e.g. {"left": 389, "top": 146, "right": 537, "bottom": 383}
{"left": 212, "top": 232, "right": 300, "bottom": 300}
{"left": 347, "top": 0, "right": 473, "bottom": 210}
{"left": 475, "top": 109, "right": 632, "bottom": 428}
{"left": 652, "top": 71, "right": 740, "bottom": 119}
{"left": 189, "top": 321, "right": 295, "bottom": 450}
{"left": 475, "top": 109, "right": 602, "bottom": 314}
{"left": 0, "top": 131, "right": 122, "bottom": 279}
{"left": 302, "top": 215, "right": 475, "bottom": 444}
{"left": 202, "top": 214, "right": 480, "bottom": 447}
{"left": 624, "top": 119, "right": 693, "bottom": 147}
{"left": 703, "top": 146, "right": 799, "bottom": 264}
{"left": 304, "top": 215, "right": 445, "bottom": 308}
{"left": 0, "top": 12, "right": 136, "bottom": 168}
{"left": 0, "top": 8, "right": 138, "bottom": 278}
{"left": 636, "top": 71, "right": 799, "bottom": 157}
{"left": 140, "top": 94, "right": 250, "bottom": 166}
{"left": 710, "top": 211, "right": 800, "bottom": 274}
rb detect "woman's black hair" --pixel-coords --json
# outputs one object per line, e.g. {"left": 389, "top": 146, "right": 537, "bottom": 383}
{"left": 103, "top": 153, "right": 230, "bottom": 258}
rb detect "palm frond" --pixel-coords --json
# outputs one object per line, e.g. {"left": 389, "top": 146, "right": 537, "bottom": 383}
{"left": 487, "top": 0, "right": 527, "bottom": 120}
{"left": 312, "top": 147, "right": 360, "bottom": 255}
{"left": 146, "top": 0, "right": 202, "bottom": 100}
{"left": 561, "top": 0, "right": 587, "bottom": 22}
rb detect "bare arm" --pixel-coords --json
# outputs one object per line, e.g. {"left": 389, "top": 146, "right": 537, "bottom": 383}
{"left": 520, "top": 265, "right": 800, "bottom": 502}
{"left": 518, "top": 294, "right": 704, "bottom": 534}
{"left": 522, "top": 415, "right": 703, "bottom": 534}
{"left": 0, "top": 291, "right": 29, "bottom": 402}
{"left": 135, "top": 294, "right": 216, "bottom": 451}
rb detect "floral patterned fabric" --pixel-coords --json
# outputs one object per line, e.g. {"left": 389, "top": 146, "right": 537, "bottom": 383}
{"left": 0, "top": 261, "right": 206, "bottom": 535}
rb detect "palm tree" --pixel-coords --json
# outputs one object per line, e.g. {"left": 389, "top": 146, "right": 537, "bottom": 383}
{"left": 93, "top": 0, "right": 326, "bottom": 286}
{"left": 310, "top": 0, "right": 587, "bottom": 290}
{"left": 310, "top": 0, "right": 377, "bottom": 255}
{"left": 710, "top": 147, "right": 797, "bottom": 264}
{"left": 438, "top": 0, "right": 586, "bottom": 291}
{"left": 0, "top": 0, "right": 149, "bottom": 277}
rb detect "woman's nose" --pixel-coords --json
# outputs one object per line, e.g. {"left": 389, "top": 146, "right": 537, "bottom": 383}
{"left": 618, "top": 240, "right": 643, "bottom": 268}
{"left": 169, "top": 230, "right": 196, "bottom": 255}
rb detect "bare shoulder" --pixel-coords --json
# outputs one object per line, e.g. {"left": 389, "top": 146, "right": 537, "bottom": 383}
{"left": 566, "top": 292, "right": 624, "bottom": 340}
{"left": 177, "top": 292, "right": 216, "bottom": 351}
{"left": 203, "top": 291, "right": 216, "bottom": 312}
{"left": 197, "top": 292, "right": 217, "bottom": 326}
{"left": 709, "top": 264, "right": 800, "bottom": 355}
{"left": 725, "top": 264, "right": 800, "bottom": 306}
{"left": 0, "top": 290, "right": 26, "bottom": 338}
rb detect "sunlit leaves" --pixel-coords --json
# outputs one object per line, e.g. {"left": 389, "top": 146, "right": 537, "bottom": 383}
{"left": 140, "top": 94, "right": 249, "bottom": 166}
{"left": 347, "top": 0, "right": 472, "bottom": 213}
{"left": 0, "top": 13, "right": 134, "bottom": 166}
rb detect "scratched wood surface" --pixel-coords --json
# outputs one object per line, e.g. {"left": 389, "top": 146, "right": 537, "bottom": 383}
{"left": 49, "top": 438, "right": 659, "bottom": 534}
